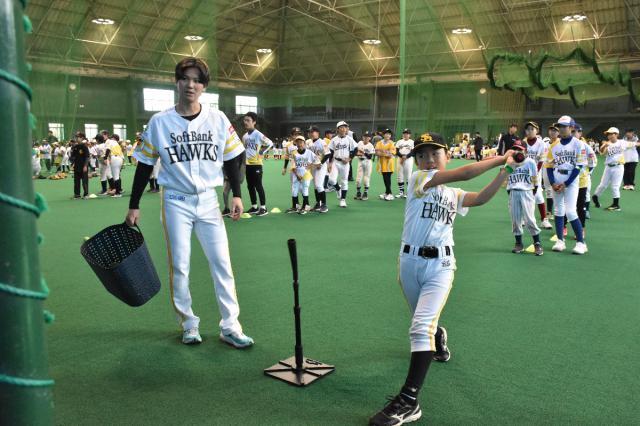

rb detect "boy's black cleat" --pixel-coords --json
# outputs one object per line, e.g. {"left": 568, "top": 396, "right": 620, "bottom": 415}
{"left": 433, "top": 326, "right": 451, "bottom": 362}
{"left": 247, "top": 206, "right": 259, "bottom": 215}
{"left": 256, "top": 208, "right": 268, "bottom": 216}
{"left": 591, "top": 195, "right": 600, "bottom": 208}
{"left": 369, "top": 394, "right": 421, "bottom": 426}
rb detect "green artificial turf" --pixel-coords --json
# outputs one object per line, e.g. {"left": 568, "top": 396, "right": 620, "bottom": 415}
{"left": 34, "top": 159, "right": 639, "bottom": 425}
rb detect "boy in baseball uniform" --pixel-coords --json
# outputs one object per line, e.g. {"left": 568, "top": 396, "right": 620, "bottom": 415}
{"left": 395, "top": 129, "right": 414, "bottom": 198}
{"left": 369, "top": 132, "right": 516, "bottom": 425}
{"left": 287, "top": 135, "right": 317, "bottom": 214}
{"left": 126, "top": 57, "right": 253, "bottom": 348}
{"left": 523, "top": 121, "right": 552, "bottom": 229}
{"left": 545, "top": 116, "right": 588, "bottom": 254}
{"left": 592, "top": 127, "right": 640, "bottom": 211}
{"left": 308, "top": 126, "right": 329, "bottom": 213}
{"left": 507, "top": 141, "right": 543, "bottom": 255}
{"left": 355, "top": 131, "right": 376, "bottom": 201}
{"left": 325, "top": 121, "right": 357, "bottom": 208}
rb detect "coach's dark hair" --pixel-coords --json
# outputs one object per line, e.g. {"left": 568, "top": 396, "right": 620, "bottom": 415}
{"left": 112, "top": 134, "right": 120, "bottom": 141}
{"left": 75, "top": 131, "right": 86, "bottom": 138}
{"left": 175, "top": 57, "right": 210, "bottom": 87}
{"left": 244, "top": 111, "right": 258, "bottom": 122}
{"left": 95, "top": 134, "right": 105, "bottom": 143}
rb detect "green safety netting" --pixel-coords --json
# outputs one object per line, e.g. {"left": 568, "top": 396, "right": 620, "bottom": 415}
{"left": 487, "top": 45, "right": 640, "bottom": 107}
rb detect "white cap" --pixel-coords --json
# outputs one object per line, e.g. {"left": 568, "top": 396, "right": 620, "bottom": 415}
{"left": 604, "top": 127, "right": 619, "bottom": 134}
{"left": 336, "top": 121, "right": 349, "bottom": 128}
{"left": 556, "top": 115, "right": 574, "bottom": 126}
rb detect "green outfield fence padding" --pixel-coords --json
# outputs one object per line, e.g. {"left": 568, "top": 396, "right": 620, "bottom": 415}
{"left": 0, "top": 0, "right": 54, "bottom": 424}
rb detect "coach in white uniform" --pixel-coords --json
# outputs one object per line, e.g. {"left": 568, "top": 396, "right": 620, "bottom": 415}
{"left": 125, "top": 57, "right": 253, "bottom": 348}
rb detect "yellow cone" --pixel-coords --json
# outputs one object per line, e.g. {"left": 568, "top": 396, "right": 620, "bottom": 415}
{"left": 240, "top": 213, "right": 252, "bottom": 219}
{"left": 550, "top": 234, "right": 558, "bottom": 242}
{"left": 524, "top": 244, "right": 535, "bottom": 254}
{"left": 270, "top": 207, "right": 281, "bottom": 213}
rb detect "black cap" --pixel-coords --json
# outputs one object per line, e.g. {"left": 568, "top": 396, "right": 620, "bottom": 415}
{"left": 383, "top": 128, "right": 393, "bottom": 135}
{"left": 307, "top": 125, "right": 320, "bottom": 132}
{"left": 413, "top": 132, "right": 447, "bottom": 151}
{"left": 402, "top": 128, "right": 411, "bottom": 134}
{"left": 324, "top": 129, "right": 333, "bottom": 135}
{"left": 524, "top": 121, "right": 540, "bottom": 131}
{"left": 363, "top": 131, "right": 372, "bottom": 137}
{"left": 291, "top": 127, "right": 302, "bottom": 135}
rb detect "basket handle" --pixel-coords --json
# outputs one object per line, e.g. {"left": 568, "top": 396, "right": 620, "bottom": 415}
{"left": 123, "top": 221, "right": 142, "bottom": 235}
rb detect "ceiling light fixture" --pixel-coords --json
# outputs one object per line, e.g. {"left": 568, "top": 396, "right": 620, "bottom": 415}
{"left": 92, "top": 18, "right": 114, "bottom": 25}
{"left": 184, "top": 35, "right": 204, "bottom": 41}
{"left": 562, "top": 14, "right": 587, "bottom": 22}
{"left": 363, "top": 39, "right": 382, "bottom": 45}
{"left": 256, "top": 48, "right": 272, "bottom": 54}
{"left": 452, "top": 28, "right": 472, "bottom": 35}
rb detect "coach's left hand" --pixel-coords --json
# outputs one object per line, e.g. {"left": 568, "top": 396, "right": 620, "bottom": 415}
{"left": 231, "top": 197, "right": 243, "bottom": 221}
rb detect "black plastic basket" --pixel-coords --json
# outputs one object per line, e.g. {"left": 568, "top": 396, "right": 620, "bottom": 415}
{"left": 81, "top": 223, "right": 161, "bottom": 307}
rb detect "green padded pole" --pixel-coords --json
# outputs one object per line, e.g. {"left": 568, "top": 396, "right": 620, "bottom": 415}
{"left": 396, "top": 0, "right": 406, "bottom": 136}
{"left": 0, "top": 0, "right": 54, "bottom": 424}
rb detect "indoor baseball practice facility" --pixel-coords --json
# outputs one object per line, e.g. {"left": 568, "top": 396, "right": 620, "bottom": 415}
{"left": 2, "top": 0, "right": 640, "bottom": 424}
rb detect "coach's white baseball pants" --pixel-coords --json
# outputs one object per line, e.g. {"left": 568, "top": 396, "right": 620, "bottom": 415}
{"left": 397, "top": 157, "right": 414, "bottom": 184}
{"left": 552, "top": 180, "right": 579, "bottom": 221}
{"left": 509, "top": 189, "right": 540, "bottom": 236}
{"left": 356, "top": 159, "right": 372, "bottom": 188}
{"left": 594, "top": 164, "right": 623, "bottom": 199}
{"left": 109, "top": 155, "right": 124, "bottom": 181}
{"left": 399, "top": 250, "right": 456, "bottom": 352}
{"left": 160, "top": 188, "right": 242, "bottom": 334}
{"left": 328, "top": 160, "right": 350, "bottom": 190}
{"left": 313, "top": 163, "right": 327, "bottom": 192}
{"left": 99, "top": 161, "right": 112, "bottom": 181}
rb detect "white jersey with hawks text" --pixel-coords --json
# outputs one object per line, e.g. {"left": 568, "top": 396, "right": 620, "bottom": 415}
{"left": 134, "top": 102, "right": 244, "bottom": 194}
{"left": 395, "top": 139, "right": 414, "bottom": 156}
{"left": 525, "top": 137, "right": 546, "bottom": 166}
{"left": 545, "top": 137, "right": 587, "bottom": 179}
{"left": 402, "top": 169, "right": 468, "bottom": 248}
{"left": 507, "top": 158, "right": 538, "bottom": 191}
{"left": 292, "top": 148, "right": 317, "bottom": 180}
{"left": 242, "top": 129, "right": 273, "bottom": 165}
{"left": 357, "top": 141, "right": 376, "bottom": 159}
{"left": 603, "top": 139, "right": 632, "bottom": 166}
{"left": 329, "top": 135, "right": 357, "bottom": 161}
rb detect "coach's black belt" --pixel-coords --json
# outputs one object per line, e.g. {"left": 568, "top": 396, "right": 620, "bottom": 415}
{"left": 557, "top": 169, "right": 570, "bottom": 175}
{"left": 403, "top": 244, "right": 451, "bottom": 258}
{"left": 607, "top": 163, "right": 622, "bottom": 167}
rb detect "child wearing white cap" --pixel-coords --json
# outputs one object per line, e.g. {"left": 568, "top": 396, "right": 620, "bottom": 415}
{"left": 592, "top": 127, "right": 640, "bottom": 211}
{"left": 544, "top": 116, "right": 588, "bottom": 254}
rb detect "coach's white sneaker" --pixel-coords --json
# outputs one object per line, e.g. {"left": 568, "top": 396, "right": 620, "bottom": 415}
{"left": 541, "top": 218, "right": 552, "bottom": 229}
{"left": 339, "top": 199, "right": 347, "bottom": 208}
{"left": 572, "top": 242, "right": 588, "bottom": 255}
{"left": 220, "top": 331, "right": 254, "bottom": 349}
{"left": 551, "top": 239, "right": 566, "bottom": 252}
{"left": 384, "top": 194, "right": 394, "bottom": 201}
{"left": 182, "top": 328, "right": 202, "bottom": 345}
{"left": 379, "top": 194, "right": 386, "bottom": 200}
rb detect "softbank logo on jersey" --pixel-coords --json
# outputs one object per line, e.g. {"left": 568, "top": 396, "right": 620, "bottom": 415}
{"left": 165, "top": 131, "right": 219, "bottom": 164}
{"left": 555, "top": 150, "right": 577, "bottom": 165}
{"left": 420, "top": 193, "right": 456, "bottom": 224}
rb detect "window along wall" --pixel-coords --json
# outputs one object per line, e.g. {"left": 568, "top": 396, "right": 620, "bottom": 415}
{"left": 48, "top": 122, "right": 64, "bottom": 141}
{"left": 84, "top": 123, "right": 98, "bottom": 138}
{"left": 113, "top": 124, "right": 127, "bottom": 141}
{"left": 143, "top": 88, "right": 174, "bottom": 111}
{"left": 235, "top": 95, "right": 258, "bottom": 115}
